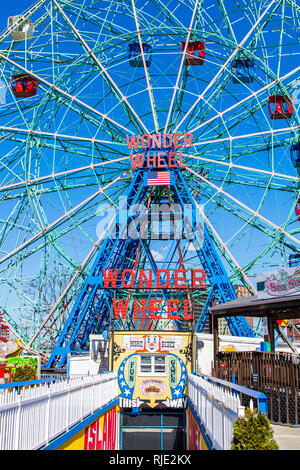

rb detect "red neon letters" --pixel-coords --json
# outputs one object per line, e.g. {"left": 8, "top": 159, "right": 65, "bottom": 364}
{"left": 102, "top": 268, "right": 206, "bottom": 320}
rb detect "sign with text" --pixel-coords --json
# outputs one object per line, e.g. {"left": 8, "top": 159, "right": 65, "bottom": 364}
{"left": 58, "top": 405, "right": 119, "bottom": 450}
{"left": 102, "top": 268, "right": 206, "bottom": 321}
{"left": 257, "top": 266, "right": 300, "bottom": 299}
{"left": 112, "top": 330, "right": 193, "bottom": 410}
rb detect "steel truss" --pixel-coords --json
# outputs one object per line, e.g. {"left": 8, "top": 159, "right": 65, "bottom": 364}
{"left": 46, "top": 167, "right": 253, "bottom": 368}
{"left": 0, "top": 1, "right": 298, "bottom": 358}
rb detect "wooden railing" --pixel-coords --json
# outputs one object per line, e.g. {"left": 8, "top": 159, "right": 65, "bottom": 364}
{"left": 213, "top": 351, "right": 300, "bottom": 425}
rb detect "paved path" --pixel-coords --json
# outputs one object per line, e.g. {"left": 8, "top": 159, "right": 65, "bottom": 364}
{"left": 271, "top": 424, "right": 300, "bottom": 450}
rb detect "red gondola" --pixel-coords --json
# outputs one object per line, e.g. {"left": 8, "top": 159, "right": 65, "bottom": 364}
{"left": 11, "top": 74, "right": 38, "bottom": 98}
{"left": 0, "top": 315, "right": 9, "bottom": 343}
{"left": 295, "top": 198, "right": 300, "bottom": 221}
{"left": 268, "top": 95, "right": 294, "bottom": 120}
{"left": 181, "top": 41, "right": 205, "bottom": 65}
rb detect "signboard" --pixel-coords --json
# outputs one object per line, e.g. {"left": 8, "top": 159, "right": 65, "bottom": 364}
{"left": 257, "top": 266, "right": 300, "bottom": 299}
{"left": 111, "top": 330, "right": 193, "bottom": 410}
{"left": 58, "top": 405, "right": 119, "bottom": 450}
{"left": 122, "top": 334, "right": 183, "bottom": 353}
{"left": 186, "top": 409, "right": 208, "bottom": 450}
{"left": 84, "top": 406, "right": 118, "bottom": 450}
{"left": 100, "top": 268, "right": 206, "bottom": 321}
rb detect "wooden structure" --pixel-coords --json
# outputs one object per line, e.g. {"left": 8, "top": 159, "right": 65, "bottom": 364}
{"left": 210, "top": 293, "right": 300, "bottom": 363}
{"left": 210, "top": 294, "right": 300, "bottom": 424}
{"left": 213, "top": 350, "right": 300, "bottom": 425}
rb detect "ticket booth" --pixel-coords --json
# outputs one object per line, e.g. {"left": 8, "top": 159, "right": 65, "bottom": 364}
{"left": 110, "top": 330, "right": 194, "bottom": 450}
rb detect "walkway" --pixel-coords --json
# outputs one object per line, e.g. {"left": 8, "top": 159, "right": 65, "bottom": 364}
{"left": 271, "top": 424, "right": 300, "bottom": 450}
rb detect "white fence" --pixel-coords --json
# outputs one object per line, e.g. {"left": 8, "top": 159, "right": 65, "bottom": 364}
{"left": 0, "top": 372, "right": 118, "bottom": 450}
{"left": 188, "top": 374, "right": 247, "bottom": 450}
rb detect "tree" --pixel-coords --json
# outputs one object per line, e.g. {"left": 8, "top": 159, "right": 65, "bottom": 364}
{"left": 231, "top": 408, "right": 279, "bottom": 450}
{"left": 12, "top": 363, "right": 37, "bottom": 383}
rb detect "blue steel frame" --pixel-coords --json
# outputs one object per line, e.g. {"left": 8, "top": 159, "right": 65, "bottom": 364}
{"left": 45, "top": 167, "right": 253, "bottom": 368}
{"left": 205, "top": 375, "right": 268, "bottom": 415}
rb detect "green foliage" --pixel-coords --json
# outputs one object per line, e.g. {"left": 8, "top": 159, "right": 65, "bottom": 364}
{"left": 12, "top": 363, "right": 37, "bottom": 383}
{"left": 231, "top": 408, "right": 279, "bottom": 450}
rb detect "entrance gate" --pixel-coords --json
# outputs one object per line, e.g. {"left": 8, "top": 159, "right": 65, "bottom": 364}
{"left": 120, "top": 410, "right": 186, "bottom": 450}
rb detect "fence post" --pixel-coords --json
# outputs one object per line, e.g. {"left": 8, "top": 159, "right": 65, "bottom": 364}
{"left": 221, "top": 400, "right": 225, "bottom": 450}
{"left": 257, "top": 396, "right": 268, "bottom": 416}
{"left": 66, "top": 383, "right": 70, "bottom": 431}
{"left": 45, "top": 387, "right": 51, "bottom": 445}
{"left": 211, "top": 397, "right": 215, "bottom": 448}
{"left": 80, "top": 377, "right": 84, "bottom": 421}
{"left": 92, "top": 376, "right": 95, "bottom": 411}
{"left": 295, "top": 388, "right": 298, "bottom": 426}
{"left": 100, "top": 375, "right": 103, "bottom": 408}
{"left": 285, "top": 387, "right": 289, "bottom": 424}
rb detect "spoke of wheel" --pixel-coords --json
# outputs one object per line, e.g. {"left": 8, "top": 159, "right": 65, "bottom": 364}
{"left": 174, "top": 0, "right": 282, "bottom": 132}
{"left": 190, "top": 125, "right": 300, "bottom": 151}
{"left": 187, "top": 66, "right": 300, "bottom": 139}
{"left": 0, "top": 169, "right": 131, "bottom": 267}
{"left": 25, "top": 210, "right": 119, "bottom": 350}
{"left": 183, "top": 151, "right": 300, "bottom": 183}
{"left": 0, "top": 155, "right": 130, "bottom": 193}
{"left": 0, "top": 54, "right": 133, "bottom": 135}
{"left": 53, "top": 0, "right": 150, "bottom": 135}
{"left": 185, "top": 165, "right": 300, "bottom": 247}
{"left": 164, "top": 0, "right": 200, "bottom": 133}
{"left": 131, "top": 0, "right": 159, "bottom": 132}
{"left": 194, "top": 200, "right": 257, "bottom": 293}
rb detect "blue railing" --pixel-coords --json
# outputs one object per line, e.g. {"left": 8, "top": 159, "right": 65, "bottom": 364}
{"left": 200, "top": 373, "right": 268, "bottom": 415}
{"left": 0, "top": 377, "right": 56, "bottom": 393}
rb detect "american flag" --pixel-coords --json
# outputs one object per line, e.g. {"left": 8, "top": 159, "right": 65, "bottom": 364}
{"left": 145, "top": 171, "right": 171, "bottom": 186}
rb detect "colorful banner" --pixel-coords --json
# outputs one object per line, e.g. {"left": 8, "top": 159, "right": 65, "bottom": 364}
{"left": 186, "top": 408, "right": 209, "bottom": 450}
{"left": 257, "top": 267, "right": 300, "bottom": 299}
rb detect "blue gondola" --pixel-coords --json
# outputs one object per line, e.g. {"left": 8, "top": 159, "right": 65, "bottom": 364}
{"left": 289, "top": 253, "right": 300, "bottom": 267}
{"left": 231, "top": 59, "right": 254, "bottom": 84}
{"left": 128, "top": 42, "right": 152, "bottom": 67}
{"left": 290, "top": 143, "right": 300, "bottom": 168}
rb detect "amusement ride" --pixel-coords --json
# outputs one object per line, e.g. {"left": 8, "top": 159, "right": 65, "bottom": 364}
{"left": 0, "top": 0, "right": 299, "bottom": 368}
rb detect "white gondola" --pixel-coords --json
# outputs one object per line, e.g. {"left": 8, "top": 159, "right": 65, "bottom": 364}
{"left": 0, "top": 80, "right": 6, "bottom": 105}
{"left": 8, "top": 16, "right": 34, "bottom": 42}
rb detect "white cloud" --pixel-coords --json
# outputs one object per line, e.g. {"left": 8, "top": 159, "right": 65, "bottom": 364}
{"left": 151, "top": 250, "right": 164, "bottom": 261}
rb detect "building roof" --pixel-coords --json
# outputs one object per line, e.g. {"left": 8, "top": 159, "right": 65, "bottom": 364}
{"left": 210, "top": 294, "right": 300, "bottom": 320}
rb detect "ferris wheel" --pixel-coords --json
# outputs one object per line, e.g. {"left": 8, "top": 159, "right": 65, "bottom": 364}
{"left": 0, "top": 0, "right": 299, "bottom": 357}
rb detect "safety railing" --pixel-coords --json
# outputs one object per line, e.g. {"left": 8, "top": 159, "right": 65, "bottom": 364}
{"left": 0, "top": 377, "right": 57, "bottom": 393}
{"left": 188, "top": 373, "right": 268, "bottom": 450}
{"left": 0, "top": 371, "right": 117, "bottom": 450}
